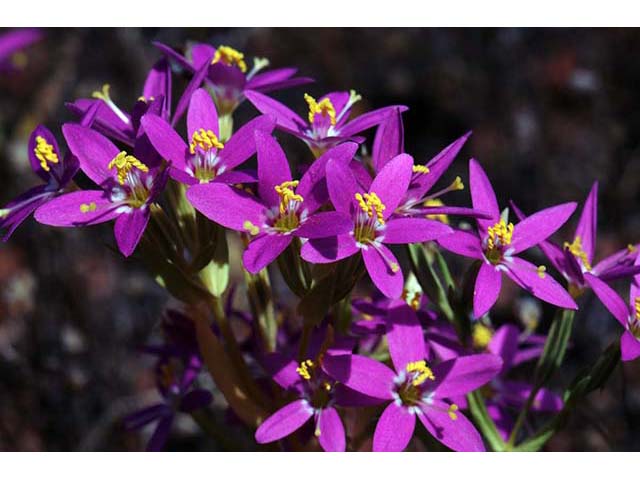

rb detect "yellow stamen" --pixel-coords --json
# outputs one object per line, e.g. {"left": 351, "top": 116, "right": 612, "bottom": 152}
{"left": 274, "top": 180, "right": 303, "bottom": 215}
{"left": 564, "top": 236, "right": 591, "bottom": 271}
{"left": 137, "top": 95, "right": 155, "bottom": 103}
{"left": 91, "top": 83, "right": 112, "bottom": 102}
{"left": 355, "top": 192, "right": 386, "bottom": 225}
{"left": 451, "top": 176, "right": 464, "bottom": 191}
{"left": 635, "top": 297, "right": 640, "bottom": 321}
{"left": 79, "top": 202, "right": 97, "bottom": 213}
{"left": 487, "top": 219, "right": 514, "bottom": 251}
{"left": 107, "top": 151, "right": 149, "bottom": 185}
{"left": 537, "top": 265, "right": 547, "bottom": 279}
{"left": 472, "top": 323, "right": 493, "bottom": 350}
{"left": 314, "top": 427, "right": 321, "bottom": 437}
{"left": 448, "top": 404, "right": 459, "bottom": 421}
{"left": 323, "top": 382, "right": 332, "bottom": 392}
{"left": 296, "top": 359, "right": 315, "bottom": 381}
{"left": 34, "top": 135, "right": 59, "bottom": 172}
{"left": 242, "top": 220, "right": 260, "bottom": 236}
{"left": 423, "top": 198, "right": 450, "bottom": 225}
{"left": 412, "top": 165, "right": 430, "bottom": 175}
{"left": 628, "top": 244, "right": 637, "bottom": 254}
{"left": 189, "top": 128, "right": 224, "bottom": 155}
{"left": 406, "top": 360, "right": 435, "bottom": 386}
{"left": 402, "top": 289, "right": 421, "bottom": 309}
{"left": 304, "top": 93, "right": 337, "bottom": 126}
{"left": 212, "top": 45, "right": 247, "bottom": 73}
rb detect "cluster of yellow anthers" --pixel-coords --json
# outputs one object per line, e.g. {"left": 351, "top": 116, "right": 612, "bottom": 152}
{"left": 635, "top": 297, "right": 640, "bottom": 321}
{"left": 304, "top": 93, "right": 337, "bottom": 126}
{"left": 487, "top": 219, "right": 514, "bottom": 250}
{"left": 108, "top": 152, "right": 149, "bottom": 185}
{"left": 355, "top": 192, "right": 386, "bottom": 225}
{"left": 189, "top": 128, "right": 224, "bottom": 155}
{"left": 274, "top": 180, "right": 304, "bottom": 214}
{"left": 412, "top": 165, "right": 430, "bottom": 175}
{"left": 472, "top": 323, "right": 493, "bottom": 350}
{"left": 211, "top": 45, "right": 247, "bottom": 73}
{"left": 296, "top": 359, "right": 315, "bottom": 381}
{"left": 34, "top": 136, "right": 59, "bottom": 172}
{"left": 242, "top": 220, "right": 260, "bottom": 236}
{"left": 406, "top": 360, "right": 435, "bottom": 387}
{"left": 564, "top": 236, "right": 592, "bottom": 271}
{"left": 79, "top": 202, "right": 97, "bottom": 213}
{"left": 402, "top": 289, "right": 422, "bottom": 311}
{"left": 447, "top": 404, "right": 459, "bottom": 421}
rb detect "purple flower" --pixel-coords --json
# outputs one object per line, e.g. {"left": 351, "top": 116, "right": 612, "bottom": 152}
{"left": 1, "top": 126, "right": 78, "bottom": 241}
{"left": 301, "top": 153, "right": 453, "bottom": 298}
{"left": 154, "top": 42, "right": 312, "bottom": 116}
{"left": 186, "top": 131, "right": 357, "bottom": 273}
{"left": 141, "top": 87, "right": 275, "bottom": 186}
{"left": 513, "top": 182, "right": 640, "bottom": 296}
{"left": 438, "top": 158, "right": 578, "bottom": 317}
{"left": 34, "top": 124, "right": 168, "bottom": 257}
{"left": 246, "top": 89, "right": 407, "bottom": 156}
{"left": 323, "top": 301, "right": 502, "bottom": 451}
{"left": 584, "top": 256, "right": 640, "bottom": 362}
{"left": 0, "top": 28, "right": 42, "bottom": 73}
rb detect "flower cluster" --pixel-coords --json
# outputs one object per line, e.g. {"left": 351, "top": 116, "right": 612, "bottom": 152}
{"left": 2, "top": 37, "right": 638, "bottom": 452}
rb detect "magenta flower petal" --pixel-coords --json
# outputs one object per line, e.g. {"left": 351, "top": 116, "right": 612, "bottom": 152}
{"left": 473, "top": 263, "right": 502, "bottom": 318}
{"left": 188, "top": 88, "right": 220, "bottom": 140}
{"left": 501, "top": 381, "right": 563, "bottom": 412}
{"left": 437, "top": 230, "right": 484, "bottom": 259}
{"left": 256, "top": 130, "right": 292, "bottom": 207}
{"left": 488, "top": 324, "right": 520, "bottom": 372}
{"left": 243, "top": 234, "right": 292, "bottom": 274}
{"left": 575, "top": 182, "right": 598, "bottom": 265}
{"left": 187, "top": 183, "right": 264, "bottom": 232}
{"left": 114, "top": 208, "right": 150, "bottom": 257}
{"left": 506, "top": 257, "right": 577, "bottom": 310}
{"left": 146, "top": 415, "right": 174, "bottom": 452}
{"left": 381, "top": 217, "right": 453, "bottom": 244}
{"left": 34, "top": 190, "right": 120, "bottom": 227}
{"left": 385, "top": 301, "right": 427, "bottom": 371}
{"left": 418, "top": 402, "right": 485, "bottom": 452}
{"left": 172, "top": 60, "right": 212, "bottom": 128}
{"left": 214, "top": 170, "right": 258, "bottom": 185}
{"left": 317, "top": 407, "right": 346, "bottom": 452}
{"left": 62, "top": 124, "right": 120, "bottom": 186}
{"left": 294, "top": 211, "right": 352, "bottom": 239}
{"left": 340, "top": 105, "right": 408, "bottom": 138}
{"left": 510, "top": 202, "right": 577, "bottom": 254}
{"left": 300, "top": 235, "right": 359, "bottom": 264}
{"left": 326, "top": 157, "right": 361, "bottom": 215}
{"left": 255, "top": 399, "right": 313, "bottom": 444}
{"left": 469, "top": 158, "right": 500, "bottom": 230}
{"left": 245, "top": 90, "right": 307, "bottom": 131}
{"left": 432, "top": 354, "right": 502, "bottom": 397}
{"left": 372, "top": 108, "right": 404, "bottom": 172}
{"left": 191, "top": 43, "right": 216, "bottom": 69}
{"left": 297, "top": 142, "right": 359, "bottom": 214}
{"left": 263, "top": 353, "right": 302, "bottom": 390}
{"left": 362, "top": 245, "right": 403, "bottom": 299}
{"left": 246, "top": 67, "right": 298, "bottom": 90}
{"left": 369, "top": 153, "right": 413, "bottom": 219}
{"left": 583, "top": 273, "right": 629, "bottom": 327}
{"left": 28, "top": 125, "right": 61, "bottom": 182}
{"left": 373, "top": 402, "right": 416, "bottom": 452}
{"left": 218, "top": 115, "right": 275, "bottom": 170}
{"left": 621, "top": 331, "right": 640, "bottom": 362}
{"left": 322, "top": 354, "right": 395, "bottom": 400}
{"left": 140, "top": 114, "right": 188, "bottom": 169}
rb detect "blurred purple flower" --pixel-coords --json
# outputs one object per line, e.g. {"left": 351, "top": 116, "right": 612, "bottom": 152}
{"left": 0, "top": 28, "right": 42, "bottom": 73}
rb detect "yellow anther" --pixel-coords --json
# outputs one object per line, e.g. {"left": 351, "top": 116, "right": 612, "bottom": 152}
{"left": 323, "top": 382, "right": 332, "bottom": 392}
{"left": 447, "top": 404, "right": 459, "bottom": 421}
{"left": 472, "top": 323, "right": 493, "bottom": 350}
{"left": 79, "top": 202, "right": 97, "bottom": 213}
{"left": 137, "top": 95, "right": 155, "bottom": 103}
{"left": 91, "top": 83, "right": 112, "bottom": 102}
{"left": 487, "top": 219, "right": 514, "bottom": 250}
{"left": 242, "top": 220, "right": 260, "bottom": 236}
{"left": 423, "top": 198, "right": 450, "bottom": 225}
{"left": 564, "top": 236, "right": 592, "bottom": 271}
{"left": 537, "top": 265, "right": 547, "bottom": 279}
{"left": 34, "top": 135, "right": 59, "bottom": 172}
{"left": 304, "top": 93, "right": 337, "bottom": 126}
{"left": 274, "top": 180, "right": 303, "bottom": 215}
{"left": 355, "top": 192, "right": 386, "bottom": 225}
{"left": 412, "top": 165, "right": 430, "bottom": 175}
{"left": 107, "top": 151, "right": 149, "bottom": 185}
{"left": 628, "top": 244, "right": 637, "bottom": 254}
{"left": 406, "top": 360, "right": 435, "bottom": 386}
{"left": 314, "top": 427, "right": 321, "bottom": 437}
{"left": 635, "top": 297, "right": 640, "bottom": 320}
{"left": 189, "top": 128, "right": 224, "bottom": 155}
{"left": 212, "top": 45, "right": 247, "bottom": 73}
{"left": 451, "top": 176, "right": 465, "bottom": 191}
{"left": 0, "top": 208, "right": 10, "bottom": 219}
{"left": 296, "top": 359, "right": 315, "bottom": 381}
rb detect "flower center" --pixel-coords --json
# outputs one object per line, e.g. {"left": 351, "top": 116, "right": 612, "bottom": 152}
{"left": 296, "top": 359, "right": 333, "bottom": 410}
{"left": 190, "top": 128, "right": 224, "bottom": 155}
{"left": 187, "top": 129, "right": 225, "bottom": 183}
{"left": 108, "top": 151, "right": 149, "bottom": 186}
{"left": 271, "top": 181, "right": 304, "bottom": 232}
{"left": 630, "top": 297, "right": 640, "bottom": 338}
{"left": 564, "top": 236, "right": 592, "bottom": 271}
{"left": 396, "top": 360, "right": 435, "bottom": 407}
{"left": 485, "top": 219, "right": 514, "bottom": 265}
{"left": 34, "top": 136, "right": 59, "bottom": 172}
{"left": 304, "top": 93, "right": 336, "bottom": 126}
{"left": 354, "top": 192, "right": 385, "bottom": 244}
{"left": 107, "top": 152, "right": 151, "bottom": 209}
{"left": 211, "top": 45, "right": 247, "bottom": 72}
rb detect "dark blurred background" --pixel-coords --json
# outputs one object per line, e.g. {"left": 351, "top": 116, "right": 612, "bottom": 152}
{"left": 1, "top": 28, "right": 639, "bottom": 451}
